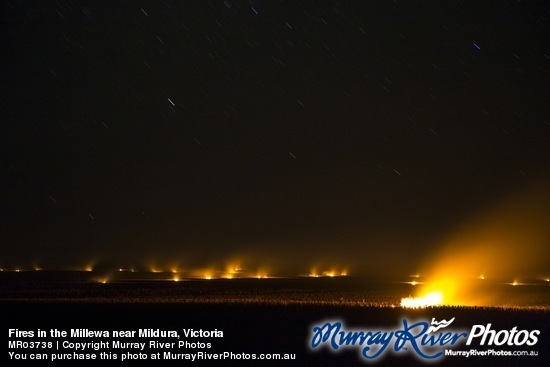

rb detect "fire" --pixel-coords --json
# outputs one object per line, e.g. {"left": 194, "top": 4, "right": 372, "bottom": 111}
{"left": 190, "top": 267, "right": 215, "bottom": 279}
{"left": 401, "top": 185, "right": 550, "bottom": 307}
{"left": 225, "top": 262, "right": 243, "bottom": 274}
{"left": 255, "top": 270, "right": 269, "bottom": 279}
{"left": 308, "top": 267, "right": 348, "bottom": 278}
{"left": 322, "top": 269, "right": 348, "bottom": 277}
{"left": 401, "top": 276, "right": 463, "bottom": 307}
{"left": 401, "top": 291, "right": 443, "bottom": 309}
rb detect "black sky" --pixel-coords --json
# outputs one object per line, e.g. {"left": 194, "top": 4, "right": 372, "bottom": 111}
{"left": 1, "top": 1, "right": 549, "bottom": 274}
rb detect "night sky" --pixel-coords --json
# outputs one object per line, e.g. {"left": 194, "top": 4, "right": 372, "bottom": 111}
{"left": 2, "top": 1, "right": 549, "bottom": 274}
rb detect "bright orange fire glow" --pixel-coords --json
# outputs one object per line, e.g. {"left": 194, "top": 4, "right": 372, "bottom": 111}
{"left": 308, "top": 267, "right": 348, "bottom": 278}
{"left": 254, "top": 268, "right": 270, "bottom": 279}
{"left": 401, "top": 291, "right": 444, "bottom": 308}
{"left": 404, "top": 185, "right": 550, "bottom": 307}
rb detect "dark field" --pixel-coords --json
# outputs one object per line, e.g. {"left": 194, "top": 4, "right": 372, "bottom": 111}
{"left": 1, "top": 272, "right": 549, "bottom": 366}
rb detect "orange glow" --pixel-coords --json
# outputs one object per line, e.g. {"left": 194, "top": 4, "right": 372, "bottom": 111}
{"left": 402, "top": 276, "right": 463, "bottom": 306}
{"left": 225, "top": 262, "right": 243, "bottom": 276}
{"left": 407, "top": 185, "right": 550, "bottom": 307}
{"left": 401, "top": 291, "right": 444, "bottom": 309}
{"left": 255, "top": 269, "right": 270, "bottom": 279}
{"left": 308, "top": 267, "right": 348, "bottom": 278}
{"left": 190, "top": 268, "right": 216, "bottom": 279}
{"left": 322, "top": 268, "right": 348, "bottom": 277}
{"left": 84, "top": 264, "right": 94, "bottom": 272}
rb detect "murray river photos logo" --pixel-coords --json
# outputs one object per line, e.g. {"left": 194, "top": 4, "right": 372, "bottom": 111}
{"left": 309, "top": 317, "right": 540, "bottom": 362}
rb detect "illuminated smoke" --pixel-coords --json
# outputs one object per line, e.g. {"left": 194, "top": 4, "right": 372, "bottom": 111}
{"left": 407, "top": 183, "right": 550, "bottom": 306}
